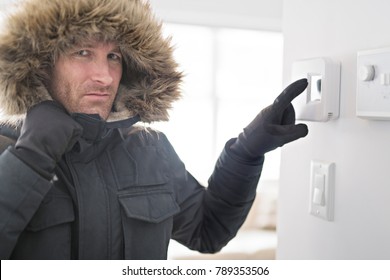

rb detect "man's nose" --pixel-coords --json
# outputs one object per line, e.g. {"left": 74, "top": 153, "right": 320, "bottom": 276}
{"left": 91, "top": 60, "right": 114, "bottom": 86}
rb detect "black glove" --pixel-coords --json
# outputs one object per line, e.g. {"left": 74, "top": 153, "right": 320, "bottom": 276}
{"left": 11, "top": 101, "right": 83, "bottom": 178}
{"left": 230, "top": 78, "right": 309, "bottom": 161}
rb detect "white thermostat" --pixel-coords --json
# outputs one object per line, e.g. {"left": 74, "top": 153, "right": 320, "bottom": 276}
{"left": 291, "top": 57, "right": 341, "bottom": 122}
{"left": 357, "top": 47, "right": 390, "bottom": 120}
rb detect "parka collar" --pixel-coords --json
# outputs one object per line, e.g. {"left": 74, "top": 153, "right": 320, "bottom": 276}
{"left": 71, "top": 113, "right": 140, "bottom": 143}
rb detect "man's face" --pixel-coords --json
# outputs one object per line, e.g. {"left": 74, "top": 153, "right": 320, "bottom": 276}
{"left": 48, "top": 41, "right": 123, "bottom": 120}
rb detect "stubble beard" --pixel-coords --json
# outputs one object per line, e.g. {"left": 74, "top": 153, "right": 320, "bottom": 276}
{"left": 52, "top": 81, "right": 117, "bottom": 120}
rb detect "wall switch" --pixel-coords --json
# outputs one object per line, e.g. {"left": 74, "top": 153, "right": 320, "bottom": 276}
{"left": 312, "top": 174, "right": 325, "bottom": 206}
{"left": 309, "top": 160, "right": 335, "bottom": 221}
{"left": 357, "top": 47, "right": 390, "bottom": 120}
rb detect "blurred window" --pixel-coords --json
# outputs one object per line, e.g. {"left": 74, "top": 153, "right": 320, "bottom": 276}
{"left": 153, "top": 24, "right": 283, "bottom": 185}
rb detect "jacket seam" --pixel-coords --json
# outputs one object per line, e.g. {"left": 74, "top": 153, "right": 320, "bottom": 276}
{"left": 95, "top": 155, "right": 112, "bottom": 259}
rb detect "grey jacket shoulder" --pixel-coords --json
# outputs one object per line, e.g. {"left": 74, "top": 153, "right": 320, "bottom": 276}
{"left": 0, "top": 135, "right": 15, "bottom": 153}
{"left": 0, "top": 126, "right": 18, "bottom": 154}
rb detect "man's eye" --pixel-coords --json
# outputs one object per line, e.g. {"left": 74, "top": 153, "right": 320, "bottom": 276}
{"left": 75, "top": 50, "right": 89, "bottom": 56}
{"left": 108, "top": 53, "right": 122, "bottom": 62}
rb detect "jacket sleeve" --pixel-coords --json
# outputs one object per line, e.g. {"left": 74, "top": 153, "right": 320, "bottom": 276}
{"left": 0, "top": 148, "right": 52, "bottom": 259}
{"left": 169, "top": 136, "right": 264, "bottom": 253}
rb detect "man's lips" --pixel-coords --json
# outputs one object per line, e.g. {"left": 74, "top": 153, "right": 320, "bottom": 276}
{"left": 83, "top": 92, "right": 111, "bottom": 101}
{"left": 85, "top": 92, "right": 110, "bottom": 96}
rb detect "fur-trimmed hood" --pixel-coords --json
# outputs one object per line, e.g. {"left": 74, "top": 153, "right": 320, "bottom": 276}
{"left": 0, "top": 0, "right": 182, "bottom": 125}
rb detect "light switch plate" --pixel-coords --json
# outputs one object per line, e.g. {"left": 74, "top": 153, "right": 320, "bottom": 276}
{"left": 309, "top": 160, "right": 335, "bottom": 221}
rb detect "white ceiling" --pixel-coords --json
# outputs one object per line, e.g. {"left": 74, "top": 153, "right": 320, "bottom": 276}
{"left": 148, "top": 0, "right": 283, "bottom": 31}
{"left": 0, "top": 0, "right": 283, "bottom": 31}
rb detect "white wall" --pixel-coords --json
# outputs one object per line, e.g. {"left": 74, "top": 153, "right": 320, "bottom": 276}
{"left": 278, "top": 0, "right": 390, "bottom": 259}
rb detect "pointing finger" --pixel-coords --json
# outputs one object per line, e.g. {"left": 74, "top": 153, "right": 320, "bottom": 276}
{"left": 273, "top": 78, "right": 308, "bottom": 111}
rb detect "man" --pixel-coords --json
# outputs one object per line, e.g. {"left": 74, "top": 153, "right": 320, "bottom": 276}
{"left": 0, "top": 0, "right": 308, "bottom": 259}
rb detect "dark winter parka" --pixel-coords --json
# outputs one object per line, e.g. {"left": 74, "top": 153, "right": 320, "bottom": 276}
{"left": 0, "top": 0, "right": 263, "bottom": 259}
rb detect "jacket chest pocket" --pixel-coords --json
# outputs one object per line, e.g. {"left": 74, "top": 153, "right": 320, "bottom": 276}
{"left": 108, "top": 144, "right": 171, "bottom": 190}
{"left": 119, "top": 190, "right": 180, "bottom": 260}
{"left": 11, "top": 195, "right": 75, "bottom": 259}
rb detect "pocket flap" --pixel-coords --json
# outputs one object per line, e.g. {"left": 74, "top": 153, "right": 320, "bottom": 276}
{"left": 119, "top": 192, "right": 180, "bottom": 223}
{"left": 27, "top": 196, "right": 75, "bottom": 232}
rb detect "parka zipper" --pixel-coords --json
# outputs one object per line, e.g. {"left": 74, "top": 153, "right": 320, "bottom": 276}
{"left": 64, "top": 153, "right": 81, "bottom": 259}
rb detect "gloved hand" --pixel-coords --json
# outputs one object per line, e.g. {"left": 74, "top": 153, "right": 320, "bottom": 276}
{"left": 230, "top": 78, "right": 309, "bottom": 161}
{"left": 12, "top": 101, "right": 83, "bottom": 178}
